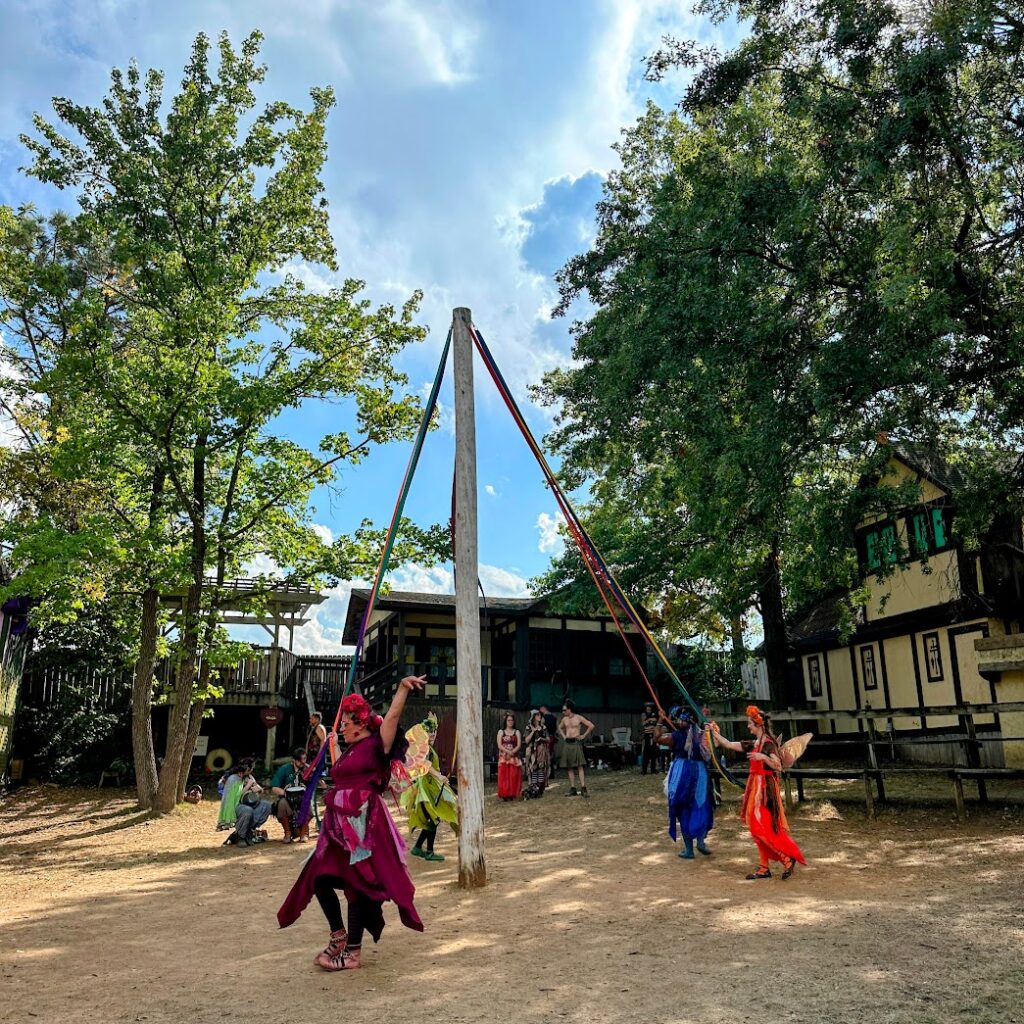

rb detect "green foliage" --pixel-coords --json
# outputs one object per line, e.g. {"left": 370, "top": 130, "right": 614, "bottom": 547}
{"left": 0, "top": 32, "right": 445, "bottom": 805}
{"left": 16, "top": 680, "right": 131, "bottom": 783}
{"left": 537, "top": 1, "right": 1024, "bottom": 675}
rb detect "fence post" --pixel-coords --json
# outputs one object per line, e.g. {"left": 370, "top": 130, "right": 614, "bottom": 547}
{"left": 863, "top": 712, "right": 886, "bottom": 804}
{"left": 959, "top": 711, "right": 987, "bottom": 802}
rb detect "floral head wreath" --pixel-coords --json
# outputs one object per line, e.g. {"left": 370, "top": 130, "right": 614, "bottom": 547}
{"left": 422, "top": 712, "right": 439, "bottom": 732}
{"left": 341, "top": 693, "right": 382, "bottom": 732}
{"left": 746, "top": 704, "right": 765, "bottom": 728}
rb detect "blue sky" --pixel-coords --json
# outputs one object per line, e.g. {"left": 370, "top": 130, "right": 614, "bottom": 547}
{"left": 0, "top": 0, "right": 741, "bottom": 653}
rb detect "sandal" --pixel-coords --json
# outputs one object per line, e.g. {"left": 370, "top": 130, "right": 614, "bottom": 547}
{"left": 318, "top": 946, "right": 362, "bottom": 972}
{"left": 745, "top": 868, "right": 772, "bottom": 880}
{"left": 313, "top": 929, "right": 347, "bottom": 967}
{"left": 781, "top": 858, "right": 795, "bottom": 880}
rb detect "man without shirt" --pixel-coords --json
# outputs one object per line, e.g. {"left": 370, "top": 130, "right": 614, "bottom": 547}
{"left": 558, "top": 699, "right": 595, "bottom": 798}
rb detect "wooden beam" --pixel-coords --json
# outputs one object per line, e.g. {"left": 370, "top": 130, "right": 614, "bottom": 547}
{"left": 453, "top": 306, "right": 486, "bottom": 889}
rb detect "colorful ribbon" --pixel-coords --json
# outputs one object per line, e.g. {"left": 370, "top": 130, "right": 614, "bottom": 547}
{"left": 297, "top": 327, "right": 453, "bottom": 823}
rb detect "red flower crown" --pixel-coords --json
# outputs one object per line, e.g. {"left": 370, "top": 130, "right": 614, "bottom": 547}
{"left": 340, "top": 693, "right": 382, "bottom": 732}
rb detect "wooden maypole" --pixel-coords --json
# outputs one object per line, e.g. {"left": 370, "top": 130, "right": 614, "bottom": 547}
{"left": 452, "top": 306, "right": 486, "bottom": 888}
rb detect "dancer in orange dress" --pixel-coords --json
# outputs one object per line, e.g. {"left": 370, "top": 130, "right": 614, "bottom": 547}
{"left": 710, "top": 704, "right": 806, "bottom": 880}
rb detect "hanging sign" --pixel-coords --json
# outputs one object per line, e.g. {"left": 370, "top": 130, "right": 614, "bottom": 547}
{"left": 260, "top": 706, "right": 284, "bottom": 728}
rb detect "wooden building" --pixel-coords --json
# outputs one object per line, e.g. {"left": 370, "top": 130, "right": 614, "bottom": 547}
{"left": 342, "top": 588, "right": 657, "bottom": 713}
{"left": 790, "top": 448, "right": 1024, "bottom": 765}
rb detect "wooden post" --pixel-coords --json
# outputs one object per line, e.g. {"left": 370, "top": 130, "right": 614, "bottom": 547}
{"left": 960, "top": 712, "right": 987, "bottom": 802}
{"left": 453, "top": 307, "right": 486, "bottom": 889}
{"left": 862, "top": 770, "right": 876, "bottom": 819}
{"left": 864, "top": 713, "right": 886, "bottom": 803}
{"left": 952, "top": 772, "right": 967, "bottom": 823}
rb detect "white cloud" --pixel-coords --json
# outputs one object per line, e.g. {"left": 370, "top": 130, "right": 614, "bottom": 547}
{"left": 311, "top": 523, "right": 334, "bottom": 545}
{"left": 484, "top": 483, "right": 497, "bottom": 497}
{"left": 536, "top": 510, "right": 565, "bottom": 555}
{"left": 371, "top": 0, "right": 479, "bottom": 86}
{"left": 478, "top": 563, "right": 531, "bottom": 597}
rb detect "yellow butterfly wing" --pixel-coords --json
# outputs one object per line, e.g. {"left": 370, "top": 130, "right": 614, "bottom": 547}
{"left": 404, "top": 723, "right": 431, "bottom": 779}
{"left": 780, "top": 733, "right": 813, "bottom": 768}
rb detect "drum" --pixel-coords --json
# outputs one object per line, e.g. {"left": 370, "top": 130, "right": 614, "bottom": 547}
{"left": 284, "top": 785, "right": 305, "bottom": 811}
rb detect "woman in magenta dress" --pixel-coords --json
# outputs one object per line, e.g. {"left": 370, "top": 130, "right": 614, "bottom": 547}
{"left": 278, "top": 676, "right": 426, "bottom": 971}
{"left": 496, "top": 712, "right": 522, "bottom": 800}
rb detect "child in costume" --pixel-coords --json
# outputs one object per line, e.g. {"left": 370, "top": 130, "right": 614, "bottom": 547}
{"left": 402, "top": 712, "right": 458, "bottom": 862}
{"left": 655, "top": 706, "right": 714, "bottom": 859}
{"left": 710, "top": 704, "right": 808, "bottom": 880}
{"left": 277, "top": 678, "right": 426, "bottom": 972}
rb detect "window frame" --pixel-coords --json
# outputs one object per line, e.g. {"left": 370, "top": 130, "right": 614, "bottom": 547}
{"left": 859, "top": 645, "right": 879, "bottom": 691}
{"left": 807, "top": 655, "right": 823, "bottom": 699}
{"left": 922, "top": 631, "right": 944, "bottom": 682}
{"left": 860, "top": 519, "right": 899, "bottom": 572}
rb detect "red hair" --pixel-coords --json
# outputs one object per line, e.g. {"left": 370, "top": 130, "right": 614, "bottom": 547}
{"left": 745, "top": 704, "right": 764, "bottom": 728}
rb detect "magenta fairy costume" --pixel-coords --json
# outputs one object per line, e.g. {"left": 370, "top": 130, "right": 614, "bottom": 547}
{"left": 277, "top": 727, "right": 423, "bottom": 937}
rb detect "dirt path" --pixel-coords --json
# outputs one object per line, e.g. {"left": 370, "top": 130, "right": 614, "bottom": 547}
{"left": 1, "top": 773, "right": 1022, "bottom": 1024}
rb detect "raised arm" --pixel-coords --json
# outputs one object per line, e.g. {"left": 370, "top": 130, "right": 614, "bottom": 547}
{"left": 653, "top": 722, "right": 673, "bottom": 748}
{"left": 711, "top": 726, "right": 744, "bottom": 754}
{"left": 380, "top": 675, "right": 426, "bottom": 754}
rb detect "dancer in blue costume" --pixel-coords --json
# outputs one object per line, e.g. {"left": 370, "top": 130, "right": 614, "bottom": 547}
{"left": 655, "top": 707, "right": 714, "bottom": 859}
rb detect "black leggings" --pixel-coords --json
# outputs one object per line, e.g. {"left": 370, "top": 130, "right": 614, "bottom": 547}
{"left": 313, "top": 876, "right": 383, "bottom": 947}
{"left": 414, "top": 823, "right": 437, "bottom": 851}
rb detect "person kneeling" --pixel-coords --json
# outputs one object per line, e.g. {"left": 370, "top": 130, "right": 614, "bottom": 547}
{"left": 271, "top": 748, "right": 311, "bottom": 843}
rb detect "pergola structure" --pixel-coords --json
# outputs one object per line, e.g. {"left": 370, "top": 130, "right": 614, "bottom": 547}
{"left": 161, "top": 577, "right": 326, "bottom": 651}
{"left": 159, "top": 578, "right": 328, "bottom": 768}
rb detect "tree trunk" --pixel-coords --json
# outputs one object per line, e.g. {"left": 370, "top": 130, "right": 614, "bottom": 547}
{"left": 154, "top": 438, "right": 207, "bottom": 814}
{"left": 131, "top": 587, "right": 161, "bottom": 809}
{"left": 177, "top": 694, "right": 207, "bottom": 800}
{"left": 730, "top": 614, "right": 745, "bottom": 661}
{"left": 154, "top": 575, "right": 203, "bottom": 812}
{"left": 176, "top": 652, "right": 213, "bottom": 800}
{"left": 758, "top": 544, "right": 791, "bottom": 706}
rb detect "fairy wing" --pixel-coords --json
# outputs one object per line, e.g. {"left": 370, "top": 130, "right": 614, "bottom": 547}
{"left": 780, "top": 733, "right": 813, "bottom": 768}
{"left": 404, "top": 723, "right": 431, "bottom": 779}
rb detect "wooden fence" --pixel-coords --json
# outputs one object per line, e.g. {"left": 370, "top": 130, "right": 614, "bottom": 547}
{"left": 21, "top": 664, "right": 132, "bottom": 709}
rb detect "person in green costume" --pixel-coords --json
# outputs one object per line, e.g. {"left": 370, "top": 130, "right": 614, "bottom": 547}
{"left": 401, "top": 713, "right": 458, "bottom": 862}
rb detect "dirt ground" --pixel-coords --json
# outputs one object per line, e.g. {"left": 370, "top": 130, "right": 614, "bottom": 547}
{"left": 1, "top": 771, "right": 1022, "bottom": 1024}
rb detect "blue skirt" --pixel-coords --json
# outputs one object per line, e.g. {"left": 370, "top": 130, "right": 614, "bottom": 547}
{"left": 665, "top": 758, "right": 713, "bottom": 843}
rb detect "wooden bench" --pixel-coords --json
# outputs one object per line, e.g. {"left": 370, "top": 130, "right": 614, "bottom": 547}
{"left": 783, "top": 765, "right": 1024, "bottom": 821}
{"left": 785, "top": 767, "right": 884, "bottom": 817}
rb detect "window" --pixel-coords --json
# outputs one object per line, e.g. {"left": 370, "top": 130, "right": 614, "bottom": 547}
{"left": 807, "top": 656, "right": 823, "bottom": 698}
{"left": 923, "top": 632, "right": 943, "bottom": 682}
{"left": 931, "top": 507, "right": 948, "bottom": 548}
{"left": 608, "top": 656, "right": 630, "bottom": 676}
{"left": 860, "top": 646, "right": 878, "bottom": 690}
{"left": 909, "top": 507, "right": 952, "bottom": 557}
{"left": 864, "top": 523, "right": 898, "bottom": 570}
{"left": 528, "top": 629, "right": 560, "bottom": 675}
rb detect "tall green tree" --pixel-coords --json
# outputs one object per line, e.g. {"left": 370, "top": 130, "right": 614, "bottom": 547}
{"left": 1, "top": 33, "right": 444, "bottom": 812}
{"left": 537, "top": 0, "right": 1024, "bottom": 698}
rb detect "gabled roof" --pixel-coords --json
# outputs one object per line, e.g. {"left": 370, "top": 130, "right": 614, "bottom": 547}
{"left": 890, "top": 443, "right": 970, "bottom": 494}
{"left": 789, "top": 592, "right": 847, "bottom": 648}
{"left": 342, "top": 588, "right": 542, "bottom": 644}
